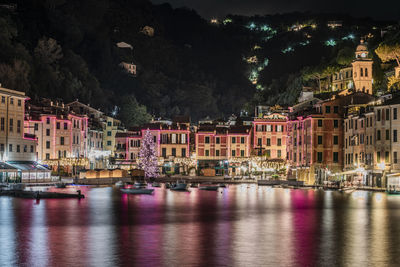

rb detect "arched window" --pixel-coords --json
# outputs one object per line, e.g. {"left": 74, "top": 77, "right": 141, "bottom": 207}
{"left": 365, "top": 68, "right": 368, "bottom": 77}
{"left": 360, "top": 68, "right": 363, "bottom": 77}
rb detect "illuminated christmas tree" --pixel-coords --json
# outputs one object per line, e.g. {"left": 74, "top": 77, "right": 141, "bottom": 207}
{"left": 139, "top": 129, "right": 159, "bottom": 179}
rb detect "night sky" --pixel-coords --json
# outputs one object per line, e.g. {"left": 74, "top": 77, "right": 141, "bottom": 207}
{"left": 151, "top": 0, "right": 400, "bottom": 20}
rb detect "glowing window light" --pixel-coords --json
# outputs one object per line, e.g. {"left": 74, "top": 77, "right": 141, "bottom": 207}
{"left": 282, "top": 46, "right": 294, "bottom": 53}
{"left": 247, "top": 22, "right": 256, "bottom": 30}
{"left": 299, "top": 40, "right": 310, "bottom": 46}
{"left": 223, "top": 18, "right": 233, "bottom": 25}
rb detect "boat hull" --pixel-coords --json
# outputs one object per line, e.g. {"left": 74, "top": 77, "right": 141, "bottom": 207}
{"left": 199, "top": 186, "right": 219, "bottom": 191}
{"left": 121, "top": 188, "right": 154, "bottom": 194}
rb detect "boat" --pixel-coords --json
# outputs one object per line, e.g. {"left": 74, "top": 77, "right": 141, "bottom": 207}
{"left": 199, "top": 184, "right": 219, "bottom": 191}
{"left": 7, "top": 183, "right": 26, "bottom": 191}
{"left": 120, "top": 188, "right": 154, "bottom": 194}
{"left": 218, "top": 184, "right": 227, "bottom": 188}
{"left": 134, "top": 182, "right": 147, "bottom": 188}
{"left": 55, "top": 182, "right": 67, "bottom": 188}
{"left": 171, "top": 181, "right": 188, "bottom": 191}
{"left": 115, "top": 181, "right": 125, "bottom": 187}
{"left": 190, "top": 183, "right": 198, "bottom": 188}
{"left": 152, "top": 182, "right": 161, "bottom": 187}
{"left": 339, "top": 187, "right": 356, "bottom": 193}
{"left": 165, "top": 183, "right": 171, "bottom": 189}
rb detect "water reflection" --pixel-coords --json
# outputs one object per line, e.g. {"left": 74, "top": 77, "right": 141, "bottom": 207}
{"left": 1, "top": 186, "right": 400, "bottom": 266}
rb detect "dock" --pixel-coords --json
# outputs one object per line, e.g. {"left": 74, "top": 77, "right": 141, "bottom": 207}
{"left": 0, "top": 189, "right": 85, "bottom": 199}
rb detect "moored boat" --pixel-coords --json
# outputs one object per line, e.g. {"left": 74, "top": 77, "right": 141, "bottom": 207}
{"left": 8, "top": 183, "right": 26, "bottom": 191}
{"left": 171, "top": 181, "right": 188, "bottom": 191}
{"left": 152, "top": 182, "right": 161, "bottom": 187}
{"left": 218, "top": 184, "right": 226, "bottom": 188}
{"left": 134, "top": 182, "right": 147, "bottom": 188}
{"left": 120, "top": 188, "right": 154, "bottom": 194}
{"left": 199, "top": 184, "right": 219, "bottom": 191}
{"left": 190, "top": 183, "right": 198, "bottom": 188}
{"left": 115, "top": 181, "right": 125, "bottom": 187}
{"left": 55, "top": 182, "right": 67, "bottom": 188}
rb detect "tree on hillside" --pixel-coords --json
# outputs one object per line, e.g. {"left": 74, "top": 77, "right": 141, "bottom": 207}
{"left": 303, "top": 66, "right": 329, "bottom": 92}
{"left": 119, "top": 95, "right": 152, "bottom": 128}
{"left": 336, "top": 47, "right": 354, "bottom": 66}
{"left": 375, "top": 43, "right": 400, "bottom": 66}
{"left": 0, "top": 60, "right": 30, "bottom": 91}
{"left": 139, "top": 129, "right": 159, "bottom": 179}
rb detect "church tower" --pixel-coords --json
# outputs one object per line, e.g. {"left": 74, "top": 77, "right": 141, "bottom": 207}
{"left": 351, "top": 39, "right": 373, "bottom": 94}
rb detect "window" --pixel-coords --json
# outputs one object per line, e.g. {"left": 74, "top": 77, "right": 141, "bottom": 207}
{"left": 60, "top": 137, "right": 64, "bottom": 145}
{"left": 240, "top": 150, "right": 245, "bottom": 157}
{"left": 46, "top": 153, "right": 50, "bottom": 160}
{"left": 277, "top": 138, "right": 282, "bottom": 146}
{"left": 231, "top": 137, "right": 236, "bottom": 143}
{"left": 171, "top": 134, "right": 176, "bottom": 144}
{"left": 17, "top": 120, "right": 21, "bottom": 133}
{"left": 18, "top": 99, "right": 21, "bottom": 106}
{"left": 377, "top": 130, "right": 381, "bottom": 140}
{"left": 386, "top": 130, "right": 390, "bottom": 140}
{"left": 293, "top": 153, "right": 297, "bottom": 162}
{"left": 377, "top": 152, "right": 381, "bottom": 162}
{"left": 107, "top": 121, "right": 112, "bottom": 127}
{"left": 172, "top": 148, "right": 176, "bottom": 157}
{"left": 277, "top": 150, "right": 281, "bottom": 158}
{"left": 386, "top": 109, "right": 390, "bottom": 121}
{"left": 9, "top": 119, "right": 13, "bottom": 132}
{"left": 377, "top": 110, "right": 381, "bottom": 121}
{"left": 107, "top": 131, "right": 112, "bottom": 136}
{"left": 9, "top": 144, "right": 12, "bottom": 152}
{"left": 30, "top": 145, "right": 34, "bottom": 153}
{"left": 360, "top": 68, "right": 363, "bottom": 77}
{"left": 58, "top": 150, "right": 62, "bottom": 159}
{"left": 46, "top": 129, "right": 50, "bottom": 136}
{"left": 46, "top": 141, "right": 50, "bottom": 149}
{"left": 34, "top": 123, "right": 38, "bottom": 131}
{"left": 241, "top": 137, "right": 245, "bottom": 144}
{"left": 318, "top": 135, "right": 323, "bottom": 145}
{"left": 216, "top": 137, "right": 220, "bottom": 144}
{"left": 394, "top": 152, "right": 398, "bottom": 164}
{"left": 334, "top": 135, "right": 338, "bottom": 145}
{"left": 107, "top": 141, "right": 112, "bottom": 146}
{"left": 0, "top": 118, "right": 4, "bottom": 131}
{"left": 181, "top": 148, "right": 186, "bottom": 157}
{"left": 394, "top": 108, "right": 398, "bottom": 120}
{"left": 46, "top": 117, "right": 50, "bottom": 124}
{"left": 266, "top": 150, "right": 271, "bottom": 158}
{"left": 0, "top": 144, "right": 3, "bottom": 152}
{"left": 325, "top": 106, "right": 331, "bottom": 113}
{"left": 333, "top": 120, "right": 338, "bottom": 129}
{"left": 385, "top": 151, "right": 390, "bottom": 163}
{"left": 334, "top": 106, "right": 339, "bottom": 114}
{"left": 231, "top": 150, "right": 236, "bottom": 157}
{"left": 394, "top": 130, "right": 398, "bottom": 142}
{"left": 257, "top": 138, "right": 262, "bottom": 146}
{"left": 216, "top": 150, "right": 220, "bottom": 156}
{"left": 56, "top": 122, "right": 60, "bottom": 129}
{"left": 205, "top": 136, "right": 210, "bottom": 144}
{"left": 16, "top": 145, "right": 20, "bottom": 153}
{"left": 365, "top": 68, "right": 368, "bottom": 77}
{"left": 318, "top": 120, "right": 322, "bottom": 127}
{"left": 162, "top": 148, "right": 167, "bottom": 157}
{"left": 181, "top": 134, "right": 186, "bottom": 144}
{"left": 333, "top": 152, "right": 339, "bottom": 163}
{"left": 267, "top": 138, "right": 271, "bottom": 146}
{"left": 1, "top": 96, "right": 4, "bottom": 103}
{"left": 10, "top": 98, "right": 13, "bottom": 105}
{"left": 317, "top": 152, "right": 323, "bottom": 163}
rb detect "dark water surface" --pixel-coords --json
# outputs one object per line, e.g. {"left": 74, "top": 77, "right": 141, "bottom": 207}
{"left": 1, "top": 185, "right": 400, "bottom": 267}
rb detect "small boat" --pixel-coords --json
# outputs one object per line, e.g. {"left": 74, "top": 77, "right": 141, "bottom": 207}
{"left": 115, "top": 181, "right": 125, "bottom": 187}
{"left": 134, "top": 182, "right": 147, "bottom": 188}
{"left": 55, "top": 182, "right": 67, "bottom": 188}
{"left": 339, "top": 187, "right": 356, "bottom": 193}
{"left": 120, "top": 188, "right": 154, "bottom": 194}
{"left": 171, "top": 181, "right": 188, "bottom": 191}
{"left": 199, "top": 184, "right": 219, "bottom": 191}
{"left": 190, "top": 183, "right": 198, "bottom": 188}
{"left": 218, "top": 184, "right": 227, "bottom": 188}
{"left": 165, "top": 183, "right": 171, "bottom": 189}
{"left": 152, "top": 182, "right": 161, "bottom": 187}
{"left": 7, "top": 183, "right": 26, "bottom": 191}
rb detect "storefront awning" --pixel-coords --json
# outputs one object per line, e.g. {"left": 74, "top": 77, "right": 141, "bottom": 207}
{"left": 6, "top": 161, "right": 50, "bottom": 172}
{"left": 0, "top": 162, "right": 18, "bottom": 171}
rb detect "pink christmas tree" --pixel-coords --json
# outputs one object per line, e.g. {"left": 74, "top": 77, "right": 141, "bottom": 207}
{"left": 139, "top": 129, "right": 159, "bottom": 179}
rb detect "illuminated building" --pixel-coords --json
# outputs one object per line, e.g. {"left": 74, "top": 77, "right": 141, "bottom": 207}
{"left": 352, "top": 40, "right": 373, "bottom": 94}
{"left": 103, "top": 116, "right": 124, "bottom": 156}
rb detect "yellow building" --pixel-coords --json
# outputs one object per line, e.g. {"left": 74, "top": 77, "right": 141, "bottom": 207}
{"left": 332, "top": 67, "right": 353, "bottom": 91}
{"left": 103, "top": 116, "right": 124, "bottom": 156}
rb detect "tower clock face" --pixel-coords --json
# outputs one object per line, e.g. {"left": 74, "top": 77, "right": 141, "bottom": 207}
{"left": 361, "top": 53, "right": 366, "bottom": 58}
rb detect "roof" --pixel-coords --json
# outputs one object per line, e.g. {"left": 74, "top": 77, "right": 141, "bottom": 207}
{"left": 0, "top": 87, "right": 27, "bottom": 98}
{"left": 115, "top": 131, "right": 141, "bottom": 138}
{"left": 228, "top": 125, "right": 252, "bottom": 134}
{"left": 172, "top": 115, "right": 190, "bottom": 123}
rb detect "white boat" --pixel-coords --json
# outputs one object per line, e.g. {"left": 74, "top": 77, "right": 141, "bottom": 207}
{"left": 199, "top": 184, "right": 219, "bottom": 191}
{"left": 134, "top": 182, "right": 147, "bottom": 188}
{"left": 339, "top": 187, "right": 356, "bottom": 193}
{"left": 55, "top": 182, "right": 67, "bottom": 188}
{"left": 115, "top": 181, "right": 125, "bottom": 187}
{"left": 120, "top": 188, "right": 154, "bottom": 194}
{"left": 171, "top": 182, "right": 188, "bottom": 191}
{"left": 218, "top": 184, "right": 227, "bottom": 188}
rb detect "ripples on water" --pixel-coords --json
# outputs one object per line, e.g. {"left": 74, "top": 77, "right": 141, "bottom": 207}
{"left": 1, "top": 185, "right": 400, "bottom": 266}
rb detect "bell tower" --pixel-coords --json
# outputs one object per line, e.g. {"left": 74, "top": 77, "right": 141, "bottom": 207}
{"left": 352, "top": 39, "right": 373, "bottom": 94}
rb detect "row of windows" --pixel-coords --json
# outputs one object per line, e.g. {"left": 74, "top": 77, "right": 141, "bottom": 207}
{"left": 0, "top": 118, "right": 22, "bottom": 133}
{"left": 161, "top": 148, "right": 186, "bottom": 158}
{"left": 377, "top": 108, "right": 398, "bottom": 122}
{"left": 204, "top": 136, "right": 246, "bottom": 144}
{"left": 0, "top": 96, "right": 22, "bottom": 106}
{"left": 255, "top": 124, "right": 284, "bottom": 132}
{"left": 257, "top": 138, "right": 282, "bottom": 146}
{"left": 0, "top": 143, "right": 34, "bottom": 153}
{"left": 292, "top": 152, "right": 339, "bottom": 163}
